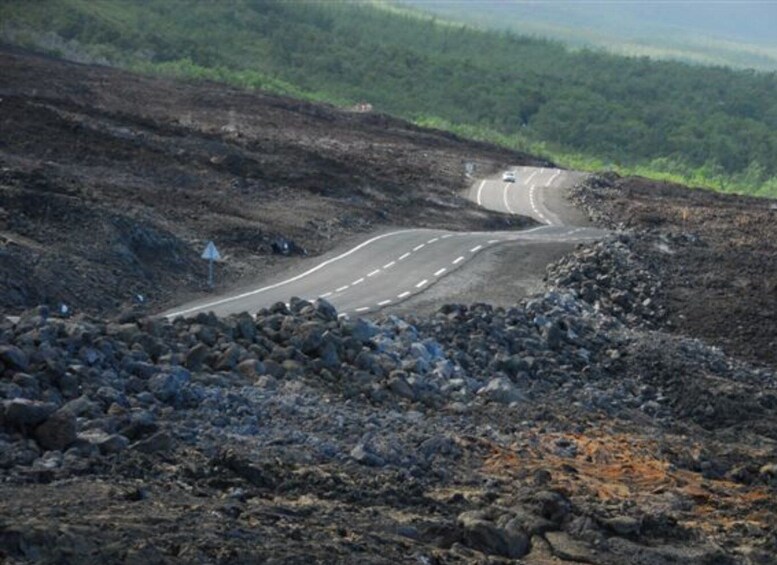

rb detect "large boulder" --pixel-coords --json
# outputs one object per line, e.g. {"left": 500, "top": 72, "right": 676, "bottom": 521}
{"left": 0, "top": 345, "right": 29, "bottom": 372}
{"left": 35, "top": 410, "right": 77, "bottom": 451}
{"left": 3, "top": 399, "right": 58, "bottom": 427}
{"left": 457, "top": 510, "right": 530, "bottom": 559}
{"left": 477, "top": 377, "right": 525, "bottom": 405}
{"left": 148, "top": 369, "right": 191, "bottom": 404}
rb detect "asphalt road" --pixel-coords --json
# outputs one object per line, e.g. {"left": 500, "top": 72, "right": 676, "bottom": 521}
{"left": 165, "top": 167, "right": 605, "bottom": 319}
{"left": 467, "top": 166, "right": 590, "bottom": 225}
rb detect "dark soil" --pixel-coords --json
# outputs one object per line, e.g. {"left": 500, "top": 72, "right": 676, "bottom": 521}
{"left": 0, "top": 46, "right": 539, "bottom": 317}
{"left": 573, "top": 174, "right": 777, "bottom": 369}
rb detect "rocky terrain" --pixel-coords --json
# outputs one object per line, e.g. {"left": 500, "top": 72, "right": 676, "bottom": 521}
{"left": 571, "top": 174, "right": 777, "bottom": 368}
{"left": 1, "top": 224, "right": 775, "bottom": 562}
{"left": 2, "top": 46, "right": 777, "bottom": 564}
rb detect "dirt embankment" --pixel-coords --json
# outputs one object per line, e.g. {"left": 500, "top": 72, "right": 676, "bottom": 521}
{"left": 0, "top": 47, "right": 541, "bottom": 317}
{"left": 573, "top": 175, "right": 777, "bottom": 369}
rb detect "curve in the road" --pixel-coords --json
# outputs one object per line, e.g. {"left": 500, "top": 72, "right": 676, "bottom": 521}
{"left": 467, "top": 166, "right": 588, "bottom": 226}
{"left": 165, "top": 167, "right": 605, "bottom": 319}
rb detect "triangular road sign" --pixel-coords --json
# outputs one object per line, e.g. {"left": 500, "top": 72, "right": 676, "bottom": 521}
{"left": 201, "top": 241, "right": 221, "bottom": 261}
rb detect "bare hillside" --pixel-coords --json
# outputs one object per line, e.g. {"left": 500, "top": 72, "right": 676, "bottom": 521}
{"left": 0, "top": 47, "right": 538, "bottom": 316}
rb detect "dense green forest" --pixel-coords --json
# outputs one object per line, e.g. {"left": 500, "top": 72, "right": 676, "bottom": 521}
{"left": 2, "top": 0, "right": 776, "bottom": 196}
{"left": 399, "top": 0, "right": 777, "bottom": 72}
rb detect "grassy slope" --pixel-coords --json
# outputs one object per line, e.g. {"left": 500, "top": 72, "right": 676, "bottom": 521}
{"left": 1, "top": 0, "right": 775, "bottom": 198}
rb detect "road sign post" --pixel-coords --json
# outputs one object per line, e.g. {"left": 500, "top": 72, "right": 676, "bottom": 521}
{"left": 201, "top": 241, "right": 221, "bottom": 289}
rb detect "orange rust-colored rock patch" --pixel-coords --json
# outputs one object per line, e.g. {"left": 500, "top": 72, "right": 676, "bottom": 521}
{"left": 481, "top": 425, "right": 774, "bottom": 537}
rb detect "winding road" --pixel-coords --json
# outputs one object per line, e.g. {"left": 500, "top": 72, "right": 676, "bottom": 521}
{"left": 165, "top": 167, "right": 605, "bottom": 319}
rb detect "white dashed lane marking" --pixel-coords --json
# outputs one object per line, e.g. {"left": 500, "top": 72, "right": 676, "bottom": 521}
{"left": 169, "top": 172, "right": 590, "bottom": 320}
{"left": 530, "top": 184, "right": 549, "bottom": 224}
{"left": 329, "top": 171, "right": 593, "bottom": 315}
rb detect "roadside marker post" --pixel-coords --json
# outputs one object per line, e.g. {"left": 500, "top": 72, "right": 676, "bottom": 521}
{"left": 201, "top": 241, "right": 221, "bottom": 289}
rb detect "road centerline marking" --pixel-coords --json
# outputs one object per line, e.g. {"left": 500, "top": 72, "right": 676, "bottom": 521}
{"left": 351, "top": 277, "right": 365, "bottom": 286}
{"left": 413, "top": 244, "right": 425, "bottom": 252}
{"left": 167, "top": 165, "right": 599, "bottom": 320}
{"left": 502, "top": 183, "right": 515, "bottom": 214}
{"left": 530, "top": 184, "right": 549, "bottom": 224}
{"left": 470, "top": 245, "right": 482, "bottom": 253}
{"left": 398, "top": 252, "right": 411, "bottom": 261}
{"left": 383, "top": 261, "right": 395, "bottom": 269}
{"left": 415, "top": 279, "right": 428, "bottom": 288}
{"left": 434, "top": 268, "right": 447, "bottom": 276}
{"left": 398, "top": 291, "right": 411, "bottom": 298}
{"left": 164, "top": 227, "right": 423, "bottom": 318}
{"left": 377, "top": 299, "right": 392, "bottom": 306}
{"left": 476, "top": 180, "right": 486, "bottom": 206}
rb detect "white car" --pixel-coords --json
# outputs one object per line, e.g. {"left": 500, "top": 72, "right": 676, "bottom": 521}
{"left": 502, "top": 171, "right": 516, "bottom": 183}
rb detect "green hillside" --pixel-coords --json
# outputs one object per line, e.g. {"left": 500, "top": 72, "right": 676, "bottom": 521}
{"left": 2, "top": 0, "right": 776, "bottom": 196}
{"left": 398, "top": 0, "right": 777, "bottom": 72}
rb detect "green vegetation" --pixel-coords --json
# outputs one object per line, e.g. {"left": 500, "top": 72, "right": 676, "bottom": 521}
{"left": 2, "top": 0, "right": 776, "bottom": 197}
{"left": 398, "top": 0, "right": 777, "bottom": 73}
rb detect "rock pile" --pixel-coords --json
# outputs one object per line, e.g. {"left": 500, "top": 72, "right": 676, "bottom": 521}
{"left": 0, "top": 288, "right": 618, "bottom": 476}
{"left": 569, "top": 173, "right": 620, "bottom": 228}
{"left": 1, "top": 247, "right": 775, "bottom": 561}
{"left": 546, "top": 234, "right": 665, "bottom": 326}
